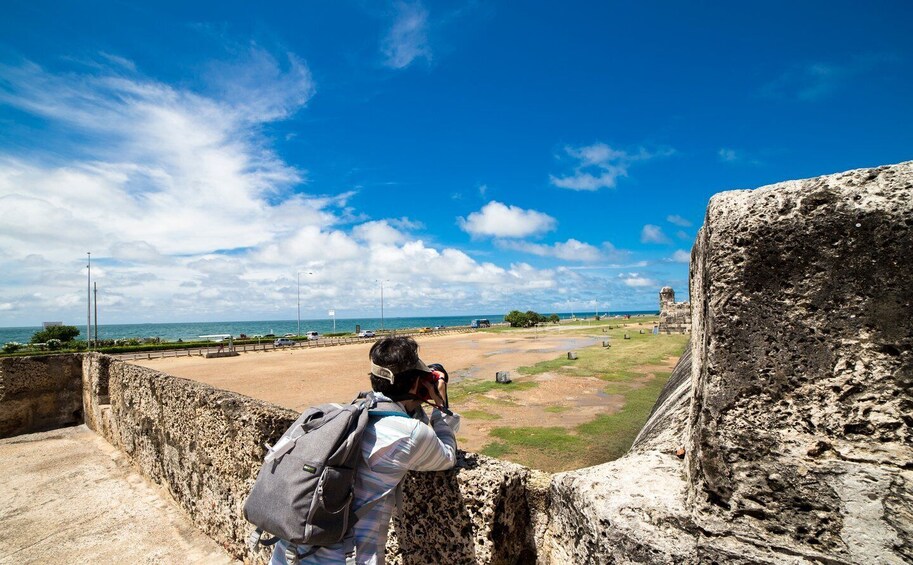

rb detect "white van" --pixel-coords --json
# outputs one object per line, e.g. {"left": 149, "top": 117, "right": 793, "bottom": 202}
{"left": 306, "top": 331, "right": 320, "bottom": 341}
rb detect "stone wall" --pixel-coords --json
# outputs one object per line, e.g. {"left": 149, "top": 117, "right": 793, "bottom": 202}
{"left": 686, "top": 160, "right": 913, "bottom": 562}
{"left": 80, "top": 354, "right": 539, "bottom": 563}
{"left": 541, "top": 160, "right": 913, "bottom": 563}
{"left": 0, "top": 354, "right": 83, "bottom": 438}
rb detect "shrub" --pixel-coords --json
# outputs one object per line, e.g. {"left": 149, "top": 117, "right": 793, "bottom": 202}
{"left": 2, "top": 342, "right": 21, "bottom": 353}
{"left": 31, "top": 325, "right": 80, "bottom": 344}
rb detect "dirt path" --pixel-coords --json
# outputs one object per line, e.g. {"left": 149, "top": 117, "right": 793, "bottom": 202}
{"left": 135, "top": 331, "right": 600, "bottom": 413}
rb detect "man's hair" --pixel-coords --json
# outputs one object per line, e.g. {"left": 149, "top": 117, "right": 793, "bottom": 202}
{"left": 369, "top": 336, "right": 424, "bottom": 398}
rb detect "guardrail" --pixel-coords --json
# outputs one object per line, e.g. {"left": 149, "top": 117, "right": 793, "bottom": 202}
{"left": 112, "top": 327, "right": 478, "bottom": 361}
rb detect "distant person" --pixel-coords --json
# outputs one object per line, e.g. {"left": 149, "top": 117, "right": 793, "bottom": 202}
{"left": 271, "top": 336, "right": 460, "bottom": 565}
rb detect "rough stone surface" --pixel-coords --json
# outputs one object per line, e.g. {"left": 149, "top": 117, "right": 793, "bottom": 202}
{"left": 687, "top": 160, "right": 913, "bottom": 563}
{"left": 389, "top": 452, "right": 537, "bottom": 564}
{"left": 0, "top": 354, "right": 83, "bottom": 438}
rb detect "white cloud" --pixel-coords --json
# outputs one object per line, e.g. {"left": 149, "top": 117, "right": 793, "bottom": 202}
{"left": 549, "top": 142, "right": 673, "bottom": 191}
{"left": 458, "top": 201, "right": 556, "bottom": 238}
{"left": 352, "top": 220, "right": 409, "bottom": 245}
{"left": 496, "top": 239, "right": 604, "bottom": 262}
{"left": 381, "top": 1, "right": 432, "bottom": 69}
{"left": 640, "top": 224, "right": 670, "bottom": 244}
{"left": 718, "top": 148, "right": 739, "bottom": 162}
{"left": 670, "top": 250, "right": 691, "bottom": 263}
{"left": 204, "top": 45, "right": 315, "bottom": 122}
{"left": 622, "top": 274, "right": 656, "bottom": 288}
{"left": 667, "top": 214, "right": 691, "bottom": 227}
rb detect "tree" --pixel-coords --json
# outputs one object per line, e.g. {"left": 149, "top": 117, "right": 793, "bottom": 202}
{"left": 504, "top": 310, "right": 528, "bottom": 328}
{"left": 31, "top": 325, "right": 80, "bottom": 344}
{"left": 548, "top": 314, "right": 560, "bottom": 324}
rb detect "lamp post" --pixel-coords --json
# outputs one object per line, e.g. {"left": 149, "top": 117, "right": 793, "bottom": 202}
{"left": 86, "top": 252, "right": 91, "bottom": 351}
{"left": 376, "top": 279, "right": 389, "bottom": 332}
{"left": 297, "top": 271, "right": 313, "bottom": 337}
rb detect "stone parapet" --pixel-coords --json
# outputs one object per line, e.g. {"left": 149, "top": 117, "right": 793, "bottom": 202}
{"left": 0, "top": 354, "right": 83, "bottom": 438}
{"left": 686, "top": 160, "right": 913, "bottom": 562}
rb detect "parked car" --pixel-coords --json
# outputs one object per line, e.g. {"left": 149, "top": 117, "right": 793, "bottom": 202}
{"left": 283, "top": 333, "right": 296, "bottom": 338}
{"left": 419, "top": 327, "right": 432, "bottom": 333}
{"left": 274, "top": 337, "right": 295, "bottom": 347}
{"left": 357, "top": 330, "right": 376, "bottom": 338}
{"left": 434, "top": 325, "right": 445, "bottom": 330}
{"left": 305, "top": 331, "right": 319, "bottom": 340}
{"left": 470, "top": 319, "right": 491, "bottom": 328}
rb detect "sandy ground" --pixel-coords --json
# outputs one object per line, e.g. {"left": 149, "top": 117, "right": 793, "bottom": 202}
{"left": 136, "top": 329, "right": 644, "bottom": 452}
{"left": 0, "top": 426, "right": 236, "bottom": 565}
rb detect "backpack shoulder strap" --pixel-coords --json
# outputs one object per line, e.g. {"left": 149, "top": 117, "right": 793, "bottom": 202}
{"left": 369, "top": 398, "right": 410, "bottom": 419}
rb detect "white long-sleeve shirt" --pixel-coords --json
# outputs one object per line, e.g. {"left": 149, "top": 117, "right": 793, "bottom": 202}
{"left": 271, "top": 394, "right": 460, "bottom": 565}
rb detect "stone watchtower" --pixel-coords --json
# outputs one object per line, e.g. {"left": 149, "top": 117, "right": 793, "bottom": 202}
{"left": 657, "top": 286, "right": 691, "bottom": 333}
{"left": 659, "top": 286, "right": 676, "bottom": 311}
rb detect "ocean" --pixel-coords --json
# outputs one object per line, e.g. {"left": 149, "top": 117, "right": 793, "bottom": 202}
{"left": 0, "top": 310, "right": 657, "bottom": 344}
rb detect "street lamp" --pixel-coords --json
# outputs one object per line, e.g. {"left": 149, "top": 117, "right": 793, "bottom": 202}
{"left": 297, "top": 271, "right": 313, "bottom": 337}
{"left": 376, "top": 279, "right": 390, "bottom": 332}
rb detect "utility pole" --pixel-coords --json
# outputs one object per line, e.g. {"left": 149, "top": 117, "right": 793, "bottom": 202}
{"left": 94, "top": 282, "right": 98, "bottom": 344}
{"left": 86, "top": 252, "right": 91, "bottom": 350}
{"left": 297, "top": 271, "right": 301, "bottom": 337}
{"left": 297, "top": 271, "right": 314, "bottom": 337}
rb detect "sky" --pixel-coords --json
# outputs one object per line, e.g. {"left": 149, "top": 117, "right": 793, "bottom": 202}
{"left": 1, "top": 1, "right": 911, "bottom": 326}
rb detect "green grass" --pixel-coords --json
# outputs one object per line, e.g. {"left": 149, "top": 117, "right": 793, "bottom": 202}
{"left": 459, "top": 409, "right": 501, "bottom": 420}
{"left": 489, "top": 426, "right": 583, "bottom": 452}
{"left": 480, "top": 330, "right": 687, "bottom": 472}
{"left": 480, "top": 442, "right": 511, "bottom": 458}
{"left": 543, "top": 405, "right": 569, "bottom": 413}
{"left": 483, "top": 372, "right": 674, "bottom": 470}
{"left": 447, "top": 379, "right": 538, "bottom": 403}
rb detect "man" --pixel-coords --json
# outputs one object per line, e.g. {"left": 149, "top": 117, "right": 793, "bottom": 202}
{"left": 271, "top": 336, "right": 460, "bottom": 565}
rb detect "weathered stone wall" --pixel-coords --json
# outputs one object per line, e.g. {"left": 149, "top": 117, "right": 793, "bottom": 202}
{"left": 541, "top": 160, "right": 913, "bottom": 564}
{"left": 0, "top": 354, "right": 83, "bottom": 438}
{"left": 686, "top": 161, "right": 913, "bottom": 562}
{"left": 81, "top": 354, "right": 538, "bottom": 563}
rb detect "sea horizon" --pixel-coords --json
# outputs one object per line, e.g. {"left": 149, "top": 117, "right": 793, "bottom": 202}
{"left": 0, "top": 310, "right": 658, "bottom": 344}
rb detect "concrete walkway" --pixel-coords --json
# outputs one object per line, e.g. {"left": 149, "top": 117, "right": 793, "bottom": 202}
{"left": 0, "top": 426, "right": 237, "bottom": 564}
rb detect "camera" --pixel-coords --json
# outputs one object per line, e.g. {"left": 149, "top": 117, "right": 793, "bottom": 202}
{"left": 419, "top": 363, "right": 448, "bottom": 401}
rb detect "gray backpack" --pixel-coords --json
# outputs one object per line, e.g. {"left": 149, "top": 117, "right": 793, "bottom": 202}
{"left": 244, "top": 391, "right": 408, "bottom": 557}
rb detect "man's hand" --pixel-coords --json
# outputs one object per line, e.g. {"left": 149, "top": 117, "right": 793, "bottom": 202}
{"left": 421, "top": 375, "right": 447, "bottom": 408}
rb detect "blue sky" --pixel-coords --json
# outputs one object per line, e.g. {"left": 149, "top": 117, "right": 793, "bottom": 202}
{"left": 1, "top": 1, "right": 911, "bottom": 326}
